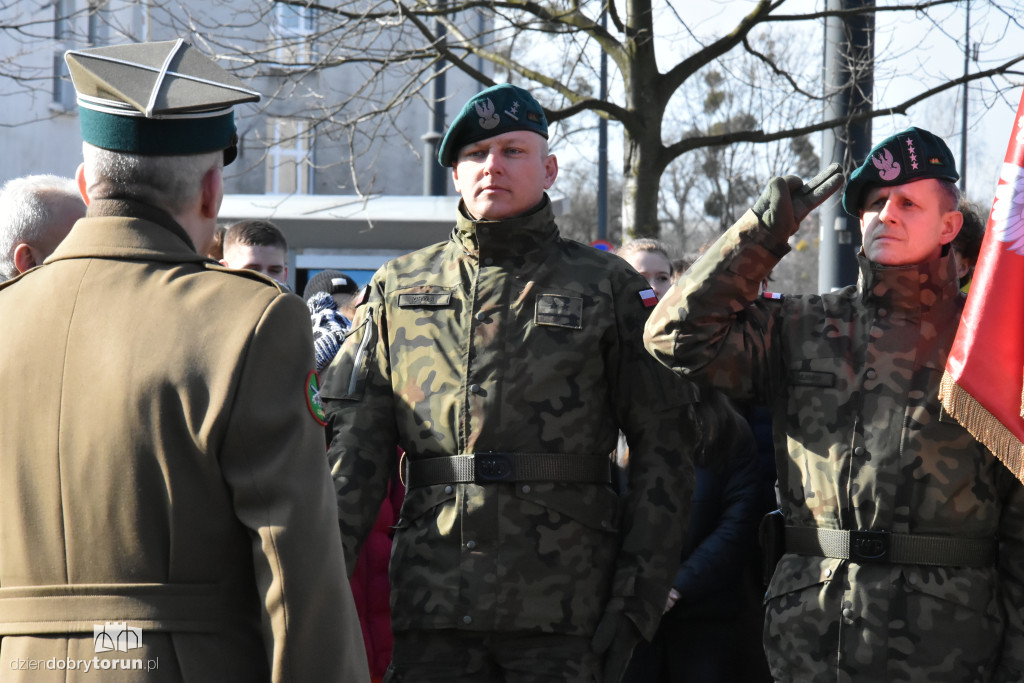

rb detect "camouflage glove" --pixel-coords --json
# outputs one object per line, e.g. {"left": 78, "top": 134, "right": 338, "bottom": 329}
{"left": 591, "top": 605, "right": 642, "bottom": 683}
{"left": 751, "top": 162, "right": 844, "bottom": 238}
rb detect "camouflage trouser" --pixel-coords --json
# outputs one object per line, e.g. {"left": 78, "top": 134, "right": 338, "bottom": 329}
{"left": 384, "top": 629, "right": 601, "bottom": 683}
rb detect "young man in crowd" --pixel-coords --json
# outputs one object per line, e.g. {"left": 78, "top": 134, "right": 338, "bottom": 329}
{"left": 220, "top": 218, "right": 289, "bottom": 284}
{"left": 645, "top": 127, "right": 1024, "bottom": 681}
{"left": 321, "top": 83, "right": 699, "bottom": 683}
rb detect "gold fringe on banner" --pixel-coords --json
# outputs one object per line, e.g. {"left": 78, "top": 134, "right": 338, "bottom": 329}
{"left": 939, "top": 372, "right": 1024, "bottom": 485}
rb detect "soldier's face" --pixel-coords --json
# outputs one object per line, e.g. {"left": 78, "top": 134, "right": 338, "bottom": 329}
{"left": 859, "top": 179, "right": 962, "bottom": 266}
{"left": 452, "top": 131, "right": 557, "bottom": 220}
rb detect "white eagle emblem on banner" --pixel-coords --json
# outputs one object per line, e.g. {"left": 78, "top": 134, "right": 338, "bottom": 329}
{"left": 991, "top": 162, "right": 1024, "bottom": 255}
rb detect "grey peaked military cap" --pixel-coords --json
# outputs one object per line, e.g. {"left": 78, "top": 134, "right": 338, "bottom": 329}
{"left": 65, "top": 39, "right": 261, "bottom": 164}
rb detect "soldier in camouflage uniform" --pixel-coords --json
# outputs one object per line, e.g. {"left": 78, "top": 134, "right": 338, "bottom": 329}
{"left": 320, "top": 84, "right": 698, "bottom": 683}
{"left": 644, "top": 127, "right": 1024, "bottom": 682}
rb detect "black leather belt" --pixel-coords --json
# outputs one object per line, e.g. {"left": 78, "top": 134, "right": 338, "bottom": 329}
{"left": 405, "top": 452, "right": 612, "bottom": 488}
{"left": 785, "top": 526, "right": 997, "bottom": 567}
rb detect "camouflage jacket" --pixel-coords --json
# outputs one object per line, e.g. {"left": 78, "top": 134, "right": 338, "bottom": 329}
{"left": 321, "top": 197, "right": 696, "bottom": 640}
{"left": 644, "top": 210, "right": 1024, "bottom": 682}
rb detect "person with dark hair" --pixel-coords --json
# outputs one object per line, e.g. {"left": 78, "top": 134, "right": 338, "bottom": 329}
{"left": 646, "top": 127, "right": 1024, "bottom": 681}
{"left": 206, "top": 223, "right": 227, "bottom": 261}
{"left": 617, "top": 240, "right": 765, "bottom": 683}
{"left": 952, "top": 198, "right": 987, "bottom": 291}
{"left": 303, "top": 269, "right": 361, "bottom": 320}
{"left": 624, "top": 388, "right": 762, "bottom": 683}
{"left": 221, "top": 218, "right": 289, "bottom": 284}
{"left": 0, "top": 40, "right": 368, "bottom": 682}
{"left": 303, "top": 269, "right": 361, "bottom": 372}
{"left": 302, "top": 268, "right": 397, "bottom": 683}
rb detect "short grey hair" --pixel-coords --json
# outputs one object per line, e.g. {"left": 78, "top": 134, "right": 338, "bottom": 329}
{"left": 82, "top": 143, "right": 221, "bottom": 216}
{"left": 0, "top": 174, "right": 80, "bottom": 281}
{"left": 936, "top": 178, "right": 961, "bottom": 214}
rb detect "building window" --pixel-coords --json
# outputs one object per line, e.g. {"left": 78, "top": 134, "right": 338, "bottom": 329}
{"left": 276, "top": 3, "right": 315, "bottom": 35}
{"left": 52, "top": 0, "right": 77, "bottom": 111}
{"left": 266, "top": 118, "right": 314, "bottom": 194}
{"left": 54, "top": 0, "right": 75, "bottom": 41}
{"left": 52, "top": 51, "right": 76, "bottom": 110}
{"left": 87, "top": 1, "right": 108, "bottom": 46}
{"left": 272, "top": 3, "right": 316, "bottom": 66}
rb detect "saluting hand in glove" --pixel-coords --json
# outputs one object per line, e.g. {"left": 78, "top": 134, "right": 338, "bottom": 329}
{"left": 751, "top": 162, "right": 845, "bottom": 238}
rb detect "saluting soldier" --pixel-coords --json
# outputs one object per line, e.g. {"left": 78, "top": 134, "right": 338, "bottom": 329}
{"left": 320, "top": 83, "right": 699, "bottom": 683}
{"left": 0, "top": 40, "right": 369, "bottom": 682}
{"left": 645, "top": 128, "right": 1024, "bottom": 681}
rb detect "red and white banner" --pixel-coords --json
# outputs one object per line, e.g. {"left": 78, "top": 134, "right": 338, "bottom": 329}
{"left": 940, "top": 88, "right": 1024, "bottom": 482}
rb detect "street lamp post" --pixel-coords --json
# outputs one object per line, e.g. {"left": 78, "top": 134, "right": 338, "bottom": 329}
{"left": 423, "top": 6, "right": 447, "bottom": 196}
{"left": 819, "top": 0, "right": 875, "bottom": 292}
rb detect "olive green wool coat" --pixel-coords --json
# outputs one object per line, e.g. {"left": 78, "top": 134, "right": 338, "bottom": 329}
{"left": 0, "top": 200, "right": 368, "bottom": 682}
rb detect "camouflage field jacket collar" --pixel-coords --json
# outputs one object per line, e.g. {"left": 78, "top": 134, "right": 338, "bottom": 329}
{"left": 453, "top": 194, "right": 558, "bottom": 260}
{"left": 855, "top": 248, "right": 961, "bottom": 314}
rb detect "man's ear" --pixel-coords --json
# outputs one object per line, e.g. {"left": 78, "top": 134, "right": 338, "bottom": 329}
{"left": 451, "top": 166, "right": 462, "bottom": 195}
{"left": 940, "top": 210, "right": 964, "bottom": 245}
{"left": 543, "top": 153, "right": 558, "bottom": 190}
{"left": 75, "top": 163, "right": 90, "bottom": 206}
{"left": 199, "top": 166, "right": 224, "bottom": 220}
{"left": 12, "top": 243, "right": 38, "bottom": 274}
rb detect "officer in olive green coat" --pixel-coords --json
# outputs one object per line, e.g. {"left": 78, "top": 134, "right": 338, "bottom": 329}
{"left": 645, "top": 128, "right": 1024, "bottom": 681}
{"left": 321, "top": 84, "right": 698, "bottom": 683}
{"left": 0, "top": 41, "right": 368, "bottom": 682}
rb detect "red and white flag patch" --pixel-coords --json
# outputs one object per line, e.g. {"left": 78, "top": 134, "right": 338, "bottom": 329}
{"left": 639, "top": 288, "right": 658, "bottom": 307}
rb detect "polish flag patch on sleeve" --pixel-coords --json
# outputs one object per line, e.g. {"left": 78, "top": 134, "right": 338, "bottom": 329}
{"left": 639, "top": 288, "right": 659, "bottom": 307}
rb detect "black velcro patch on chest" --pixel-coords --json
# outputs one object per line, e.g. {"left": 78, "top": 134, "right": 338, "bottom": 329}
{"left": 788, "top": 370, "right": 835, "bottom": 388}
{"left": 535, "top": 293, "right": 583, "bottom": 329}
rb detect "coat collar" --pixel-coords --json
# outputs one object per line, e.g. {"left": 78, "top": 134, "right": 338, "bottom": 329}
{"left": 45, "top": 199, "right": 207, "bottom": 266}
{"left": 451, "top": 194, "right": 559, "bottom": 260}
{"left": 857, "top": 246, "right": 962, "bottom": 313}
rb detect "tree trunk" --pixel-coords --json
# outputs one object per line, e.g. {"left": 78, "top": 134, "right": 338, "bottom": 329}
{"left": 620, "top": 0, "right": 666, "bottom": 242}
{"left": 621, "top": 132, "right": 665, "bottom": 240}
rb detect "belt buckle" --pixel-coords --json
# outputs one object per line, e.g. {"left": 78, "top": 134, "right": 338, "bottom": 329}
{"left": 474, "top": 452, "right": 514, "bottom": 483}
{"left": 849, "top": 530, "right": 890, "bottom": 562}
